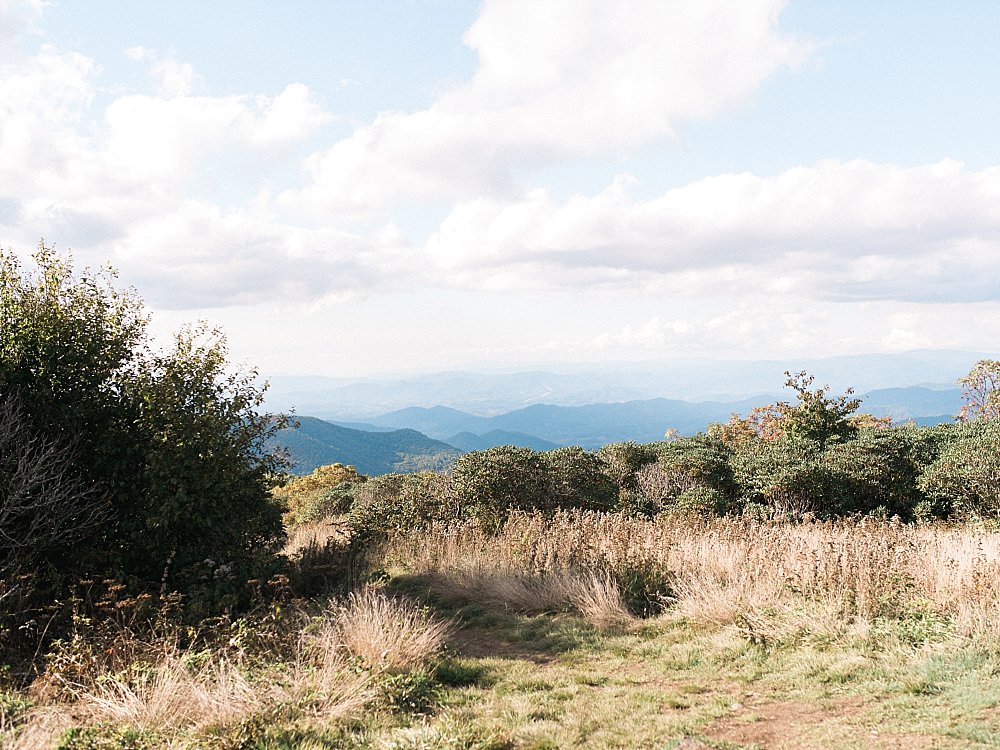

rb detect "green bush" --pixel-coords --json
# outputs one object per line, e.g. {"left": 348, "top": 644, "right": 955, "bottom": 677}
{"left": 450, "top": 446, "right": 549, "bottom": 526}
{"left": 275, "top": 463, "right": 366, "bottom": 525}
{"left": 595, "top": 441, "right": 660, "bottom": 493}
{"left": 822, "top": 427, "right": 941, "bottom": 519}
{"left": 730, "top": 435, "right": 843, "bottom": 518}
{"left": 675, "top": 485, "right": 731, "bottom": 516}
{"left": 634, "top": 437, "right": 736, "bottom": 515}
{"left": 540, "top": 446, "right": 619, "bottom": 511}
{"left": 919, "top": 420, "right": 1000, "bottom": 520}
{"left": 349, "top": 471, "right": 455, "bottom": 537}
{"left": 1, "top": 246, "right": 287, "bottom": 632}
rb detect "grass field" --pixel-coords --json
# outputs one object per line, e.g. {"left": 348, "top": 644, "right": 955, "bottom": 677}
{"left": 4, "top": 513, "right": 1000, "bottom": 749}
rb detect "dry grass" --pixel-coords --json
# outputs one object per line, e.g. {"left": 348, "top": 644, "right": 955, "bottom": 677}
{"left": 384, "top": 511, "right": 1000, "bottom": 641}
{"left": 565, "top": 571, "right": 637, "bottom": 631}
{"left": 283, "top": 518, "right": 349, "bottom": 556}
{"left": 5, "top": 587, "right": 451, "bottom": 749}
{"left": 416, "top": 567, "right": 636, "bottom": 631}
{"left": 331, "top": 586, "right": 454, "bottom": 673}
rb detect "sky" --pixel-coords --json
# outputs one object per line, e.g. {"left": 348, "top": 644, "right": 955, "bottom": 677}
{"left": 1, "top": 0, "right": 999, "bottom": 378}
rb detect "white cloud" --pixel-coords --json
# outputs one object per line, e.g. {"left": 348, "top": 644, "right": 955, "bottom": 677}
{"left": 423, "top": 160, "right": 1000, "bottom": 303}
{"left": 151, "top": 57, "right": 196, "bottom": 97}
{"left": 0, "top": 35, "right": 342, "bottom": 307}
{"left": 284, "top": 0, "right": 811, "bottom": 216}
{"left": 105, "top": 201, "right": 408, "bottom": 309}
{"left": 4, "top": 0, "right": 999, "bottom": 373}
{"left": 250, "top": 83, "right": 332, "bottom": 146}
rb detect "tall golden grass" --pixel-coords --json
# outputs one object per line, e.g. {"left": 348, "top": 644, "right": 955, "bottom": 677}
{"left": 384, "top": 511, "right": 1000, "bottom": 640}
{"left": 7, "top": 588, "right": 449, "bottom": 749}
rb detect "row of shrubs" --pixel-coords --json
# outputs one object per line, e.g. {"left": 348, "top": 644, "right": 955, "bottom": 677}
{"left": 280, "top": 417, "right": 1000, "bottom": 539}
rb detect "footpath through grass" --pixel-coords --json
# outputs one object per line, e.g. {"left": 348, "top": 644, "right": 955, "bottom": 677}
{"left": 375, "top": 574, "right": 1000, "bottom": 750}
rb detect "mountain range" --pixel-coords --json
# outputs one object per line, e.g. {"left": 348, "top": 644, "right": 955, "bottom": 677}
{"left": 273, "top": 384, "right": 966, "bottom": 475}
{"left": 262, "top": 349, "right": 990, "bottom": 420}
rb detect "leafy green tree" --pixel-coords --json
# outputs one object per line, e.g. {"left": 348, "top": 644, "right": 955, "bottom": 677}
{"left": 729, "top": 435, "right": 840, "bottom": 517}
{"left": 120, "top": 324, "right": 286, "bottom": 579}
{"left": 0, "top": 245, "right": 286, "bottom": 594}
{"left": 776, "top": 371, "right": 862, "bottom": 447}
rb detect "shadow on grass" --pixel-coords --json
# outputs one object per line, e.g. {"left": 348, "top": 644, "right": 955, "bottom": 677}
{"left": 388, "top": 573, "right": 605, "bottom": 664}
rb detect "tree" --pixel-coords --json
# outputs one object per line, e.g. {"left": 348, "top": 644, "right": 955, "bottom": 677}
{"left": 957, "top": 359, "right": 1000, "bottom": 422}
{"left": 709, "top": 372, "right": 862, "bottom": 449}
{"left": 775, "top": 371, "right": 862, "bottom": 447}
{"left": 119, "top": 324, "right": 287, "bottom": 579}
{"left": 0, "top": 244, "right": 286, "bottom": 593}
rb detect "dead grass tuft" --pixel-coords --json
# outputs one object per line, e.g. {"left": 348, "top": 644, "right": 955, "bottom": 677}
{"left": 330, "top": 586, "right": 454, "bottom": 673}
{"left": 283, "top": 519, "right": 348, "bottom": 556}
{"left": 565, "top": 571, "right": 637, "bottom": 631}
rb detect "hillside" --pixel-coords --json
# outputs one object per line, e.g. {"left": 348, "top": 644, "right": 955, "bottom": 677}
{"left": 273, "top": 416, "right": 462, "bottom": 475}
{"left": 362, "top": 396, "right": 771, "bottom": 448}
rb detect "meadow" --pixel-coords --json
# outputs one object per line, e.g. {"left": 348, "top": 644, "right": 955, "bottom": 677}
{"left": 5, "top": 511, "right": 1000, "bottom": 749}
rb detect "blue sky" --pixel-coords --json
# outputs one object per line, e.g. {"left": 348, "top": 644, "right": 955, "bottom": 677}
{"left": 2, "top": 0, "right": 999, "bottom": 376}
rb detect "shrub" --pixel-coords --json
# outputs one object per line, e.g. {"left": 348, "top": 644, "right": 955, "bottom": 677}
{"left": 540, "top": 446, "right": 618, "bottom": 511}
{"left": 919, "top": 420, "right": 1000, "bottom": 520}
{"left": 596, "top": 441, "right": 660, "bottom": 493}
{"left": 0, "top": 393, "right": 106, "bottom": 580}
{"left": 822, "top": 427, "right": 940, "bottom": 518}
{"left": 730, "top": 435, "right": 842, "bottom": 517}
{"left": 634, "top": 437, "right": 736, "bottom": 515}
{"left": 119, "top": 325, "right": 287, "bottom": 580}
{"left": 275, "top": 463, "right": 366, "bottom": 525}
{"left": 450, "top": 446, "right": 549, "bottom": 526}
{"left": 0, "top": 245, "right": 287, "bottom": 641}
{"left": 349, "top": 472, "right": 455, "bottom": 537}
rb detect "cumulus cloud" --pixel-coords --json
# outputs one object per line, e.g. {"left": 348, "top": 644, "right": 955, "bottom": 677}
{"left": 423, "top": 160, "right": 1000, "bottom": 303}
{"left": 0, "top": 34, "right": 337, "bottom": 306}
{"left": 4, "top": 0, "right": 998, "bottom": 329}
{"left": 106, "top": 202, "right": 403, "bottom": 309}
{"left": 284, "top": 0, "right": 811, "bottom": 216}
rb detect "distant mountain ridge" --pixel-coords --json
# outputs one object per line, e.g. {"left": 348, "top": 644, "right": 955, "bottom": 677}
{"left": 262, "top": 349, "right": 990, "bottom": 420}
{"left": 350, "top": 386, "right": 964, "bottom": 450}
{"left": 272, "top": 385, "right": 966, "bottom": 476}
{"left": 446, "top": 430, "right": 559, "bottom": 453}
